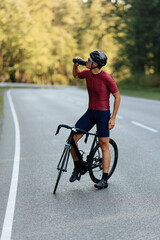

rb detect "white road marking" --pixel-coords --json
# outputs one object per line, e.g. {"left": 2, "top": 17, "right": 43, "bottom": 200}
{"left": 131, "top": 121, "right": 158, "bottom": 133}
{"left": 1, "top": 91, "right": 21, "bottom": 240}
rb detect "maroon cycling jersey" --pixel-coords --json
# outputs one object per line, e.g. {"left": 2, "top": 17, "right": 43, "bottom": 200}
{"left": 78, "top": 69, "right": 119, "bottom": 111}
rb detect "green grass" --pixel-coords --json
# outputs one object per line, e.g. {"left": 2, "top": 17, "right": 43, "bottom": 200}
{"left": 119, "top": 88, "right": 160, "bottom": 100}
{"left": 0, "top": 89, "right": 4, "bottom": 117}
{"left": 0, "top": 88, "right": 10, "bottom": 117}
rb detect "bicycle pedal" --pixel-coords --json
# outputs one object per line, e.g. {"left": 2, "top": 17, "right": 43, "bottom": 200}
{"left": 80, "top": 165, "right": 87, "bottom": 175}
{"left": 77, "top": 173, "right": 81, "bottom": 181}
{"left": 81, "top": 169, "right": 87, "bottom": 175}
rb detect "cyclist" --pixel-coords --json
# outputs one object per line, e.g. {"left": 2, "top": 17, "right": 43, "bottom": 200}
{"left": 70, "top": 50, "right": 121, "bottom": 189}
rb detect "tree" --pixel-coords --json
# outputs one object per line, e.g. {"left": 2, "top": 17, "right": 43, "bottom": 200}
{"left": 0, "top": 0, "right": 31, "bottom": 81}
{"left": 0, "top": 0, "right": 54, "bottom": 83}
{"left": 75, "top": 0, "right": 118, "bottom": 75}
{"left": 111, "top": 0, "right": 160, "bottom": 79}
{"left": 0, "top": 0, "right": 120, "bottom": 84}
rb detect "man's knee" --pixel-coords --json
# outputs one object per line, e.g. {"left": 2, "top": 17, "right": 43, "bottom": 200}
{"left": 73, "top": 133, "right": 83, "bottom": 143}
{"left": 99, "top": 138, "right": 109, "bottom": 151}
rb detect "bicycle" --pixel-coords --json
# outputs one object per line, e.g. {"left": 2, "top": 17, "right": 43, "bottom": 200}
{"left": 53, "top": 124, "right": 118, "bottom": 194}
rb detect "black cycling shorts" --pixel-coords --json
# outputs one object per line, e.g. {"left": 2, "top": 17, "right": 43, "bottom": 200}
{"left": 75, "top": 109, "right": 111, "bottom": 138}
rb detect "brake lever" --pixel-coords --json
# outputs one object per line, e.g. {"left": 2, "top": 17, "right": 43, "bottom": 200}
{"left": 55, "top": 125, "right": 61, "bottom": 135}
{"left": 84, "top": 134, "right": 89, "bottom": 144}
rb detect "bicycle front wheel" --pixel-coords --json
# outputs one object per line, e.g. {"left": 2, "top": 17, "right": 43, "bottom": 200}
{"left": 89, "top": 139, "right": 118, "bottom": 183}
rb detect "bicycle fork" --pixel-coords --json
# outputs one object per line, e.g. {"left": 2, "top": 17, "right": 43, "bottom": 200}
{"left": 57, "top": 144, "right": 71, "bottom": 172}
{"left": 56, "top": 130, "right": 77, "bottom": 172}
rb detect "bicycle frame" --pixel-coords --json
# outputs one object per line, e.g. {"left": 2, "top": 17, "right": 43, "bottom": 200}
{"left": 56, "top": 125, "right": 98, "bottom": 172}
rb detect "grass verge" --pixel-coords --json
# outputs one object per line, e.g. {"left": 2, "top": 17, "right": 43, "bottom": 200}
{"left": 0, "top": 87, "right": 10, "bottom": 117}
{"left": 119, "top": 88, "right": 160, "bottom": 100}
{"left": 0, "top": 89, "right": 4, "bottom": 117}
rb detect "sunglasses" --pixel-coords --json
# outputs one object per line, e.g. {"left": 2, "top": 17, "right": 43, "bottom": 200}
{"left": 87, "top": 58, "right": 96, "bottom": 63}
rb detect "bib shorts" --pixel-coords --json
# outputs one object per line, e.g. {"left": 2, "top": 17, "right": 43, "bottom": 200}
{"left": 75, "top": 109, "right": 111, "bottom": 138}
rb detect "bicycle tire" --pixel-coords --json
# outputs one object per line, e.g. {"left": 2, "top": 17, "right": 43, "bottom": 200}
{"left": 89, "top": 139, "right": 118, "bottom": 183}
{"left": 53, "top": 147, "right": 69, "bottom": 194}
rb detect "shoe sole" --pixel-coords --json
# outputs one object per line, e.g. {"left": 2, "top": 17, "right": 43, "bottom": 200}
{"left": 69, "top": 174, "right": 81, "bottom": 183}
{"left": 94, "top": 184, "right": 108, "bottom": 189}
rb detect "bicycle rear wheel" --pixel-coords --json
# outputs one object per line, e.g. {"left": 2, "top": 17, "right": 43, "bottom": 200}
{"left": 53, "top": 147, "right": 70, "bottom": 194}
{"left": 89, "top": 139, "right": 118, "bottom": 183}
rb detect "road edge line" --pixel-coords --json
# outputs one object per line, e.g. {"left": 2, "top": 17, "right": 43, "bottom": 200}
{"left": 131, "top": 121, "right": 158, "bottom": 133}
{"left": 1, "top": 90, "right": 20, "bottom": 240}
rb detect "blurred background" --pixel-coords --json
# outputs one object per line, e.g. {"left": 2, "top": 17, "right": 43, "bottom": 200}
{"left": 0, "top": 0, "right": 160, "bottom": 91}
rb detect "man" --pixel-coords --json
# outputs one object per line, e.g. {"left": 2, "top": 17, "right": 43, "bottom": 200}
{"left": 70, "top": 50, "right": 121, "bottom": 189}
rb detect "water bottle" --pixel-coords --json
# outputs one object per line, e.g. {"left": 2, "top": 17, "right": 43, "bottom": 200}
{"left": 73, "top": 58, "right": 86, "bottom": 66}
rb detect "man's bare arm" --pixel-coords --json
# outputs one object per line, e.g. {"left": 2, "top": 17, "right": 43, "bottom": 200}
{"left": 108, "top": 91, "right": 121, "bottom": 130}
{"left": 73, "top": 64, "right": 80, "bottom": 78}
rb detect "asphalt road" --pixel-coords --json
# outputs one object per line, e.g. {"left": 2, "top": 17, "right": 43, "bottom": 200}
{"left": 0, "top": 86, "right": 160, "bottom": 240}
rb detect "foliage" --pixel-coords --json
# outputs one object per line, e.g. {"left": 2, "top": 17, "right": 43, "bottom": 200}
{"left": 0, "top": 0, "right": 118, "bottom": 84}
{"left": 0, "top": 0, "right": 160, "bottom": 88}
{"left": 111, "top": 0, "right": 160, "bottom": 85}
{"left": 118, "top": 88, "right": 160, "bottom": 100}
{"left": 118, "top": 73, "right": 160, "bottom": 89}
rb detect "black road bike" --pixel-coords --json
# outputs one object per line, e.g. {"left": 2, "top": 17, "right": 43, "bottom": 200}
{"left": 53, "top": 124, "right": 118, "bottom": 194}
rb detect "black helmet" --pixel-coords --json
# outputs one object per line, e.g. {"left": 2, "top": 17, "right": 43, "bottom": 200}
{"left": 90, "top": 50, "right": 107, "bottom": 68}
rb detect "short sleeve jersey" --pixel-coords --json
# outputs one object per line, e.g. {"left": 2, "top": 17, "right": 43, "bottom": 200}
{"left": 78, "top": 69, "right": 118, "bottom": 111}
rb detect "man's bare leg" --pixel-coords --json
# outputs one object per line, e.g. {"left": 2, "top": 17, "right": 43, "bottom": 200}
{"left": 94, "top": 137, "right": 110, "bottom": 189}
{"left": 70, "top": 133, "right": 83, "bottom": 161}
{"left": 69, "top": 133, "right": 83, "bottom": 182}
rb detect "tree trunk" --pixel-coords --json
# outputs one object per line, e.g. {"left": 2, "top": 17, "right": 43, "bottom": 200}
{"left": 157, "top": 48, "right": 160, "bottom": 73}
{"left": 10, "top": 70, "right": 16, "bottom": 82}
